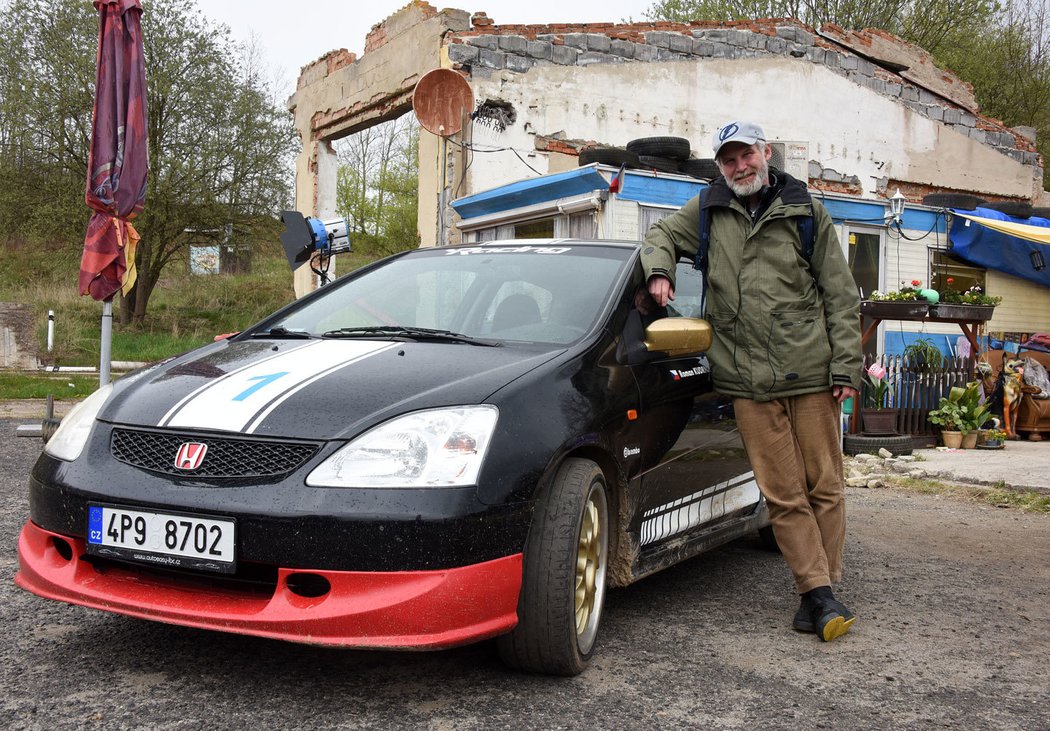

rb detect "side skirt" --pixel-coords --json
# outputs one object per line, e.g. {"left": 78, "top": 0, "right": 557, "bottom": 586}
{"left": 627, "top": 502, "right": 769, "bottom": 583}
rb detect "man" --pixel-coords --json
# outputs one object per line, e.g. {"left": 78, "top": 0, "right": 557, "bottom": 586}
{"left": 640, "top": 120, "right": 862, "bottom": 641}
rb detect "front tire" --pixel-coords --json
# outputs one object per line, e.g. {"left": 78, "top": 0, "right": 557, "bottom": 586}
{"left": 497, "top": 458, "right": 610, "bottom": 675}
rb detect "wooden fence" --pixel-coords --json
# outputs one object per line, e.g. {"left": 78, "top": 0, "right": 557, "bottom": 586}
{"left": 857, "top": 354, "right": 974, "bottom": 439}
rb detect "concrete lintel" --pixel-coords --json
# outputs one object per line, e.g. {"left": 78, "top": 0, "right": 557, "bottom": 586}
{"left": 818, "top": 24, "right": 978, "bottom": 113}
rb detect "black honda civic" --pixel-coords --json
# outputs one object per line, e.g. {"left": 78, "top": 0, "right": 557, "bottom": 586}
{"left": 17, "top": 240, "right": 770, "bottom": 675}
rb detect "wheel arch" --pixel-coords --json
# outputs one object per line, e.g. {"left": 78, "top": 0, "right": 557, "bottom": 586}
{"left": 548, "top": 444, "right": 634, "bottom": 588}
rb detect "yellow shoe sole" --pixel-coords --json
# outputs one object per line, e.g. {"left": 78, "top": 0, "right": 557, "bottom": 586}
{"left": 819, "top": 615, "right": 856, "bottom": 642}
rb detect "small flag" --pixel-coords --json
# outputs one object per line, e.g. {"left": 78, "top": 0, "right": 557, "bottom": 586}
{"left": 609, "top": 163, "right": 627, "bottom": 194}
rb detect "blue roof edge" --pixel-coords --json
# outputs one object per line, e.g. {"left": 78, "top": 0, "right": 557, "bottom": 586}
{"left": 451, "top": 166, "right": 611, "bottom": 220}
{"left": 451, "top": 164, "right": 946, "bottom": 234}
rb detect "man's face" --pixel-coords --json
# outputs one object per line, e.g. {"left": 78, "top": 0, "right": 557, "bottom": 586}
{"left": 716, "top": 142, "right": 771, "bottom": 197}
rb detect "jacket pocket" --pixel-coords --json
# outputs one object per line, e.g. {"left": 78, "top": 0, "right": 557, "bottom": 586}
{"left": 703, "top": 312, "right": 740, "bottom": 389}
{"left": 767, "top": 307, "right": 832, "bottom": 390}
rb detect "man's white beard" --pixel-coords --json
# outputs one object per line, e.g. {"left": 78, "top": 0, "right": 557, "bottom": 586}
{"left": 725, "top": 159, "right": 769, "bottom": 197}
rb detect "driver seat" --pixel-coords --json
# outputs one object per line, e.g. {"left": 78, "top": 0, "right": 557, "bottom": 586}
{"left": 492, "top": 294, "right": 541, "bottom": 332}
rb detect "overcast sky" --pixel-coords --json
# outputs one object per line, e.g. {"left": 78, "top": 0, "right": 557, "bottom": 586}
{"left": 205, "top": 0, "right": 651, "bottom": 91}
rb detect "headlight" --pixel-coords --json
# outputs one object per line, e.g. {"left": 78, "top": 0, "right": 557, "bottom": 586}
{"left": 44, "top": 383, "right": 114, "bottom": 462}
{"left": 306, "top": 406, "right": 499, "bottom": 488}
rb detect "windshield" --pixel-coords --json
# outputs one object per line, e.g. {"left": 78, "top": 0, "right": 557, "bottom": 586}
{"left": 267, "top": 243, "right": 633, "bottom": 345}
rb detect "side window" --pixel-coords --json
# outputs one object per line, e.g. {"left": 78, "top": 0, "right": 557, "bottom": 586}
{"left": 639, "top": 205, "right": 676, "bottom": 233}
{"left": 669, "top": 260, "right": 705, "bottom": 318}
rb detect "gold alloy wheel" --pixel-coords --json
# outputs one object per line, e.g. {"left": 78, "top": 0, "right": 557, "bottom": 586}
{"left": 573, "top": 481, "right": 607, "bottom": 652}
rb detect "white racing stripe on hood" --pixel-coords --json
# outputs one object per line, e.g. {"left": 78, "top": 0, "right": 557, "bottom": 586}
{"left": 159, "top": 340, "right": 397, "bottom": 433}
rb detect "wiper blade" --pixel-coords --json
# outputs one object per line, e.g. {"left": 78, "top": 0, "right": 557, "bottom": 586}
{"left": 250, "top": 326, "right": 313, "bottom": 339}
{"left": 322, "top": 325, "right": 501, "bottom": 347}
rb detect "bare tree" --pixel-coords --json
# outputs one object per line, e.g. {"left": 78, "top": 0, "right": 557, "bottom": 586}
{"left": 335, "top": 116, "right": 420, "bottom": 256}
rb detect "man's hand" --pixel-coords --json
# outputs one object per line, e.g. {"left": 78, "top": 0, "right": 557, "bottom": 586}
{"left": 832, "top": 385, "right": 858, "bottom": 404}
{"left": 648, "top": 275, "right": 675, "bottom": 307}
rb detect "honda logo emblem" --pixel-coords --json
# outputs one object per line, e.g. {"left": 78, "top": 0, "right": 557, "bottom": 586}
{"left": 174, "top": 442, "right": 208, "bottom": 470}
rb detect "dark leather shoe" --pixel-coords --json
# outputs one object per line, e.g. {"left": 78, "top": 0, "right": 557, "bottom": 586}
{"left": 799, "top": 587, "right": 856, "bottom": 641}
{"left": 792, "top": 594, "right": 818, "bottom": 632}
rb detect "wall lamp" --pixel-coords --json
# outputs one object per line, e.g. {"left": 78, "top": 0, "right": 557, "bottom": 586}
{"left": 1032, "top": 249, "right": 1046, "bottom": 271}
{"left": 889, "top": 188, "right": 906, "bottom": 225}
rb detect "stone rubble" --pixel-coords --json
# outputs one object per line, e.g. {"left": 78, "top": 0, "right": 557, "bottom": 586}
{"left": 842, "top": 451, "right": 952, "bottom": 489}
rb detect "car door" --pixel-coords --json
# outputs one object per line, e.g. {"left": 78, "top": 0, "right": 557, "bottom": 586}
{"left": 628, "top": 262, "right": 758, "bottom": 549}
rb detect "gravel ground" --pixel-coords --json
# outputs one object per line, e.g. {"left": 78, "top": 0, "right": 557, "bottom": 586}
{"left": 2, "top": 419, "right": 1049, "bottom": 730}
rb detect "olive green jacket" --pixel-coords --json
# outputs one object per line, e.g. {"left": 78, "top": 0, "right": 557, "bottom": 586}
{"left": 641, "top": 172, "right": 862, "bottom": 401}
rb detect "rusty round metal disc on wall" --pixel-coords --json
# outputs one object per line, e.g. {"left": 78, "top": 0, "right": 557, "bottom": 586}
{"left": 412, "top": 68, "right": 473, "bottom": 136}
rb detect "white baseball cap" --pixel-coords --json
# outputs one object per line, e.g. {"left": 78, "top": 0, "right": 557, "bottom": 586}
{"left": 712, "top": 121, "right": 765, "bottom": 157}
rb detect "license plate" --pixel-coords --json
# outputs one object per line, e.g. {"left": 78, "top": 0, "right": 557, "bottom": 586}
{"left": 86, "top": 504, "right": 236, "bottom": 574}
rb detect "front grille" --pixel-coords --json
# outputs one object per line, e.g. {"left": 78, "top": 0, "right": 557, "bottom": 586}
{"left": 111, "top": 428, "right": 320, "bottom": 478}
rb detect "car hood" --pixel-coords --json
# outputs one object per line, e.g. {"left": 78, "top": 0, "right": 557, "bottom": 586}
{"left": 100, "top": 338, "right": 563, "bottom": 440}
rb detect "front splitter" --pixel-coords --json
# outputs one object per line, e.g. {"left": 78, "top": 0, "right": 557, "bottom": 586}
{"left": 16, "top": 521, "right": 522, "bottom": 649}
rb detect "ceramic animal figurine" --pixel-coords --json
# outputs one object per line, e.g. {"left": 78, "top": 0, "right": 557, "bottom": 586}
{"left": 1000, "top": 357, "right": 1026, "bottom": 439}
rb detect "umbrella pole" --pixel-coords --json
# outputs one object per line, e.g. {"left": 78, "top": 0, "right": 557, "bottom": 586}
{"left": 99, "top": 300, "right": 113, "bottom": 386}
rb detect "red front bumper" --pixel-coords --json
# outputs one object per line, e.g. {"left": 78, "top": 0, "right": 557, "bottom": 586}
{"left": 16, "top": 521, "right": 522, "bottom": 649}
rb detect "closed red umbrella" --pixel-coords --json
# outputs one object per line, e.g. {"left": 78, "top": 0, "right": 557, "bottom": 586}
{"left": 78, "top": 0, "right": 148, "bottom": 302}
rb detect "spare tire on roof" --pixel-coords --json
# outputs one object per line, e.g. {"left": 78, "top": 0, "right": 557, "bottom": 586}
{"left": 578, "top": 147, "right": 640, "bottom": 168}
{"left": 626, "top": 136, "right": 691, "bottom": 160}
{"left": 637, "top": 155, "right": 681, "bottom": 174}
{"left": 921, "top": 193, "right": 986, "bottom": 210}
{"left": 983, "top": 200, "right": 1034, "bottom": 218}
{"left": 1031, "top": 207, "right": 1050, "bottom": 219}
{"left": 679, "top": 158, "right": 720, "bottom": 180}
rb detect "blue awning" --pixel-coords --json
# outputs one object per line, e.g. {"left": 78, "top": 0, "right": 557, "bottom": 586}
{"left": 451, "top": 166, "right": 611, "bottom": 220}
{"left": 948, "top": 207, "right": 1050, "bottom": 288}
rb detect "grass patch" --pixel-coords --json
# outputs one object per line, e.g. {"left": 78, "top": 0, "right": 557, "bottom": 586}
{"left": 0, "top": 372, "right": 101, "bottom": 399}
{"left": 1, "top": 234, "right": 383, "bottom": 367}
{"left": 885, "top": 475, "right": 1050, "bottom": 514}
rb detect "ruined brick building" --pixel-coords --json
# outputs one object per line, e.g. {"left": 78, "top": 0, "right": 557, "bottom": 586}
{"left": 287, "top": 2, "right": 1049, "bottom": 351}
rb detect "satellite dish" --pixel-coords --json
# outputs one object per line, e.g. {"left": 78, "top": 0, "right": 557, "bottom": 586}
{"left": 412, "top": 68, "right": 473, "bottom": 137}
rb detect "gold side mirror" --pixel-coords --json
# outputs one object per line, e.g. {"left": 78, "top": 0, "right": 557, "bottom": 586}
{"left": 643, "top": 317, "right": 712, "bottom": 357}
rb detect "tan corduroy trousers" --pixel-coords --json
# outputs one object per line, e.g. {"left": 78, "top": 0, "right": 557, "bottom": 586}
{"left": 732, "top": 392, "right": 846, "bottom": 594}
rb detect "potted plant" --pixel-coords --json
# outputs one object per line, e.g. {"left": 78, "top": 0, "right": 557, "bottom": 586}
{"left": 932, "top": 278, "right": 1001, "bottom": 321}
{"left": 928, "top": 380, "right": 992, "bottom": 448}
{"left": 860, "top": 362, "right": 898, "bottom": 435}
{"left": 861, "top": 280, "right": 931, "bottom": 320}
{"left": 902, "top": 337, "right": 944, "bottom": 372}
{"left": 977, "top": 428, "right": 1007, "bottom": 449}
{"left": 927, "top": 399, "right": 964, "bottom": 447}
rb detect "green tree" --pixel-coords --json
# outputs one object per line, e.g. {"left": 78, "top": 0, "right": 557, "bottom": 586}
{"left": 937, "top": 1, "right": 1050, "bottom": 185}
{"left": 335, "top": 116, "right": 420, "bottom": 257}
{"left": 641, "top": 0, "right": 999, "bottom": 53}
{"left": 0, "top": 0, "right": 95, "bottom": 244}
{"left": 0, "top": 0, "right": 296, "bottom": 326}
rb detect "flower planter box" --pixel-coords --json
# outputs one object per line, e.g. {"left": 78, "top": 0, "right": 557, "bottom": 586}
{"left": 860, "top": 408, "right": 899, "bottom": 435}
{"left": 927, "top": 304, "right": 995, "bottom": 322}
{"left": 860, "top": 300, "right": 930, "bottom": 320}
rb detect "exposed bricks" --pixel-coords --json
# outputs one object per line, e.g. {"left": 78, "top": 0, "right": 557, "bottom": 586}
{"left": 882, "top": 180, "right": 1042, "bottom": 204}
{"left": 326, "top": 50, "right": 356, "bottom": 75}
{"left": 366, "top": 1, "right": 440, "bottom": 53}
{"left": 534, "top": 136, "right": 593, "bottom": 155}
{"left": 364, "top": 27, "right": 387, "bottom": 54}
{"left": 811, "top": 179, "right": 863, "bottom": 195}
